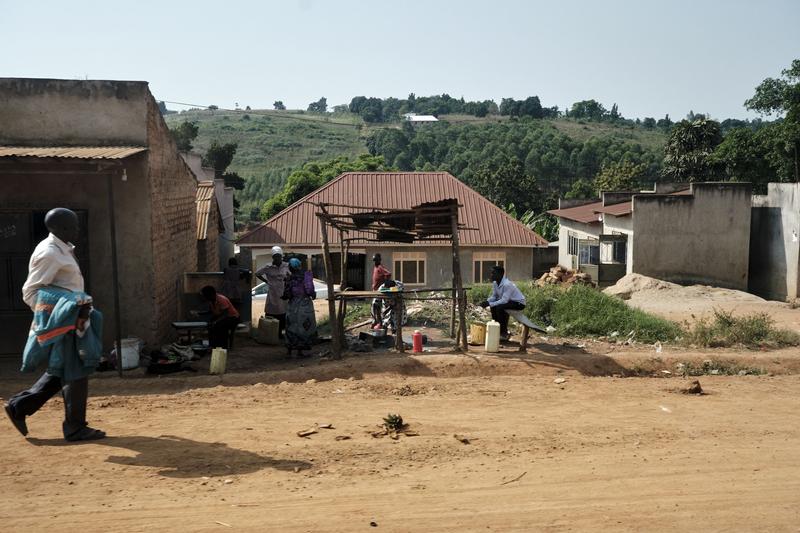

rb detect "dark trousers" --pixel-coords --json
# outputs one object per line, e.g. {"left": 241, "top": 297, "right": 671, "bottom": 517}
{"left": 266, "top": 313, "right": 286, "bottom": 338}
{"left": 209, "top": 316, "right": 240, "bottom": 349}
{"left": 8, "top": 372, "right": 88, "bottom": 438}
{"left": 490, "top": 301, "right": 526, "bottom": 335}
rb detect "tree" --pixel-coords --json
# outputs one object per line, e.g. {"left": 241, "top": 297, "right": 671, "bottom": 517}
{"left": 642, "top": 117, "right": 656, "bottom": 129}
{"left": 273, "top": 100, "right": 286, "bottom": 110}
{"left": 712, "top": 127, "right": 775, "bottom": 193}
{"left": 471, "top": 156, "right": 541, "bottom": 214}
{"left": 261, "top": 154, "right": 391, "bottom": 219}
{"left": 208, "top": 105, "right": 219, "bottom": 111}
{"left": 661, "top": 118, "right": 723, "bottom": 182}
{"left": 564, "top": 178, "right": 596, "bottom": 199}
{"left": 169, "top": 121, "right": 199, "bottom": 152}
{"left": 569, "top": 100, "right": 607, "bottom": 121}
{"left": 745, "top": 59, "right": 800, "bottom": 181}
{"left": 203, "top": 141, "right": 238, "bottom": 178}
{"left": 656, "top": 114, "right": 673, "bottom": 130}
{"left": 307, "top": 97, "right": 327, "bottom": 113}
{"left": 594, "top": 161, "right": 646, "bottom": 192}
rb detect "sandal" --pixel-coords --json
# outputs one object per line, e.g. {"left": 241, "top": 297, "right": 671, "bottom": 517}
{"left": 65, "top": 426, "right": 106, "bottom": 442}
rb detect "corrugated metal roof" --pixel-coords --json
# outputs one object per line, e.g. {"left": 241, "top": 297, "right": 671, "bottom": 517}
{"left": 548, "top": 201, "right": 604, "bottom": 224}
{"left": 594, "top": 202, "right": 633, "bottom": 217}
{"left": 0, "top": 146, "right": 147, "bottom": 159}
{"left": 196, "top": 181, "right": 215, "bottom": 240}
{"left": 239, "top": 172, "right": 547, "bottom": 247}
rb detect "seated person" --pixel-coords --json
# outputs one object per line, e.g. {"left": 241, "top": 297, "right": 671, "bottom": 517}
{"left": 479, "top": 266, "right": 526, "bottom": 341}
{"left": 199, "top": 285, "right": 240, "bottom": 349}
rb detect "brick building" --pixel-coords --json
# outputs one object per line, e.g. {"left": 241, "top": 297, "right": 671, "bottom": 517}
{"left": 0, "top": 78, "right": 198, "bottom": 353}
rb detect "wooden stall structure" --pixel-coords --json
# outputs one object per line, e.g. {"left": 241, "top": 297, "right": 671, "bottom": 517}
{"left": 315, "top": 199, "right": 470, "bottom": 359}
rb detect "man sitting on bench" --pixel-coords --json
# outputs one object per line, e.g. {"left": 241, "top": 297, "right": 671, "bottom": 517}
{"left": 479, "top": 265, "right": 526, "bottom": 342}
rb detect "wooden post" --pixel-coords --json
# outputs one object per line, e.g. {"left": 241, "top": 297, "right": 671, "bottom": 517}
{"left": 107, "top": 173, "right": 124, "bottom": 378}
{"left": 394, "top": 294, "right": 404, "bottom": 352}
{"left": 317, "top": 214, "right": 341, "bottom": 359}
{"left": 450, "top": 206, "right": 468, "bottom": 351}
{"left": 449, "top": 287, "right": 456, "bottom": 338}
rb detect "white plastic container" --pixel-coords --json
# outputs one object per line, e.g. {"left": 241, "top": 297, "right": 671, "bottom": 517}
{"left": 210, "top": 348, "right": 227, "bottom": 375}
{"left": 485, "top": 320, "right": 500, "bottom": 353}
{"left": 119, "top": 338, "right": 140, "bottom": 370}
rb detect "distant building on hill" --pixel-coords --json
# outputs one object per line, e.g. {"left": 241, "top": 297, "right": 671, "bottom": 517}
{"left": 403, "top": 113, "right": 439, "bottom": 123}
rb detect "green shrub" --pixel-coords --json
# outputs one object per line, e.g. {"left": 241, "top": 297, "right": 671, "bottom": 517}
{"left": 685, "top": 309, "right": 800, "bottom": 348}
{"left": 469, "top": 282, "right": 681, "bottom": 343}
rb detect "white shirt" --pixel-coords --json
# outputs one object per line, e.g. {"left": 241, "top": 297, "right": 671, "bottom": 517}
{"left": 488, "top": 277, "right": 526, "bottom": 307}
{"left": 22, "top": 233, "right": 85, "bottom": 310}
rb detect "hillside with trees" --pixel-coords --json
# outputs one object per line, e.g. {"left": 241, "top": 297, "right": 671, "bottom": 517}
{"left": 163, "top": 61, "right": 797, "bottom": 231}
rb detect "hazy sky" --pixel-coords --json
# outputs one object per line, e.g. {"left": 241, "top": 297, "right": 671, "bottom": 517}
{"left": 2, "top": 0, "right": 798, "bottom": 119}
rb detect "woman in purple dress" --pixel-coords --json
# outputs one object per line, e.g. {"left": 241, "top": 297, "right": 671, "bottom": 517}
{"left": 282, "top": 258, "right": 317, "bottom": 357}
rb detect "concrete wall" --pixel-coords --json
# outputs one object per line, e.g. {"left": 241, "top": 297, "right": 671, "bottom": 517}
{"left": 749, "top": 183, "right": 800, "bottom": 301}
{"left": 145, "top": 95, "right": 199, "bottom": 343}
{"left": 0, "top": 78, "right": 148, "bottom": 146}
{"left": 556, "top": 219, "right": 601, "bottom": 270}
{"left": 631, "top": 183, "right": 752, "bottom": 290}
{"left": 0, "top": 157, "right": 155, "bottom": 348}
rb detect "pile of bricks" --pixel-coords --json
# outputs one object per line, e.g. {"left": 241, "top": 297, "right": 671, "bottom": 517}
{"left": 536, "top": 266, "right": 593, "bottom": 287}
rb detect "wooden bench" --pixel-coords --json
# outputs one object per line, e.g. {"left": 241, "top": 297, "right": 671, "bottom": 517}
{"left": 506, "top": 310, "right": 547, "bottom": 352}
{"left": 171, "top": 321, "right": 208, "bottom": 344}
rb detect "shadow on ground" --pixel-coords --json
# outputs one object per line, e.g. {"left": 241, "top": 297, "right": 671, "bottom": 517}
{"left": 26, "top": 435, "right": 311, "bottom": 478}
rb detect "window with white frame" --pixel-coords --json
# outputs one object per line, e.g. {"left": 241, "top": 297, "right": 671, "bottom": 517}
{"left": 567, "top": 232, "right": 579, "bottom": 256}
{"left": 473, "top": 251, "right": 506, "bottom": 283}
{"left": 393, "top": 251, "right": 426, "bottom": 285}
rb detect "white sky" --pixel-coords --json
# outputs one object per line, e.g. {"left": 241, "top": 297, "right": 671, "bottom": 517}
{"left": 2, "top": 0, "right": 798, "bottom": 119}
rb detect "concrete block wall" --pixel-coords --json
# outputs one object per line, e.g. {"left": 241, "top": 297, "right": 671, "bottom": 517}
{"left": 145, "top": 96, "right": 199, "bottom": 342}
{"left": 631, "top": 183, "right": 752, "bottom": 290}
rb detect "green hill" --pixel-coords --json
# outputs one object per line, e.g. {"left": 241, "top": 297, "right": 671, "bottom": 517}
{"left": 165, "top": 109, "right": 667, "bottom": 221}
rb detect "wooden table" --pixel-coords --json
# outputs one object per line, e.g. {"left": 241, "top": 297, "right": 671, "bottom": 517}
{"left": 171, "top": 321, "right": 208, "bottom": 344}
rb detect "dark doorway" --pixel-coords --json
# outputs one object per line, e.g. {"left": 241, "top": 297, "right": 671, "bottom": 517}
{"left": 0, "top": 209, "right": 89, "bottom": 355}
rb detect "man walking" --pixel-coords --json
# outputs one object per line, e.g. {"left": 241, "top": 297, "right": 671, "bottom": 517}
{"left": 256, "top": 246, "right": 290, "bottom": 338}
{"left": 4, "top": 208, "right": 105, "bottom": 441}
{"left": 480, "top": 265, "right": 526, "bottom": 341}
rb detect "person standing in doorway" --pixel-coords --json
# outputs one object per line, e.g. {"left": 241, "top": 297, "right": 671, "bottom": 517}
{"left": 479, "top": 265, "right": 526, "bottom": 341}
{"left": 370, "top": 253, "right": 391, "bottom": 328}
{"left": 4, "top": 208, "right": 105, "bottom": 442}
{"left": 256, "top": 246, "right": 290, "bottom": 338}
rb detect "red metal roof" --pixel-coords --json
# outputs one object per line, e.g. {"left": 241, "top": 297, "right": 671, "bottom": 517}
{"left": 594, "top": 201, "right": 633, "bottom": 217}
{"left": 547, "top": 201, "right": 604, "bottom": 224}
{"left": 239, "top": 172, "right": 547, "bottom": 247}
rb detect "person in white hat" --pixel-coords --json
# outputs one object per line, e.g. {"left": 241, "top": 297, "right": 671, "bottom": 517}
{"left": 255, "top": 246, "right": 290, "bottom": 338}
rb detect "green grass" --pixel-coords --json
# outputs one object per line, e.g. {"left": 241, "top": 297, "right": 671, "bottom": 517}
{"left": 164, "top": 109, "right": 368, "bottom": 214}
{"left": 684, "top": 309, "right": 800, "bottom": 349}
{"left": 316, "top": 301, "right": 371, "bottom": 336}
{"left": 469, "top": 282, "right": 682, "bottom": 343}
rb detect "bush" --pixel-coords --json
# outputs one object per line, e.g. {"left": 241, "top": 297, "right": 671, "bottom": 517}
{"left": 469, "top": 282, "right": 681, "bottom": 343}
{"left": 685, "top": 309, "right": 800, "bottom": 348}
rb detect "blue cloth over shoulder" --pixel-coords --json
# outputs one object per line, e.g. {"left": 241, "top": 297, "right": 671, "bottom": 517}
{"left": 22, "top": 286, "right": 104, "bottom": 381}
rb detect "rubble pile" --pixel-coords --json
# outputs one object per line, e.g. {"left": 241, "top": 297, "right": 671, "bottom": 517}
{"left": 536, "top": 266, "right": 593, "bottom": 287}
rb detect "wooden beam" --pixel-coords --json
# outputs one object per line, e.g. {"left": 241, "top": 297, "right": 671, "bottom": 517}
{"left": 317, "top": 214, "right": 341, "bottom": 359}
{"left": 450, "top": 208, "right": 468, "bottom": 351}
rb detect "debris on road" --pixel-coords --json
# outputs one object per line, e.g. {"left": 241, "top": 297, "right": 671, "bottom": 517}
{"left": 553, "top": 377, "right": 567, "bottom": 385}
{"left": 297, "top": 427, "right": 318, "bottom": 438}
{"left": 682, "top": 380, "right": 705, "bottom": 395}
{"left": 454, "top": 434, "right": 472, "bottom": 444}
{"left": 500, "top": 471, "right": 527, "bottom": 485}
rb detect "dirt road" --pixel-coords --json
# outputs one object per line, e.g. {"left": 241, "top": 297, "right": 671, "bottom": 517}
{"left": 2, "top": 357, "right": 799, "bottom": 532}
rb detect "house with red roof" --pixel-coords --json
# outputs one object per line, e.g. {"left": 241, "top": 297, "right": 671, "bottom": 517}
{"left": 238, "top": 172, "right": 550, "bottom": 289}
{"left": 548, "top": 182, "right": 753, "bottom": 289}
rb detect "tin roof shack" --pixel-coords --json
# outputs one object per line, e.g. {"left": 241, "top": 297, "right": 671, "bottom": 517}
{"left": 549, "top": 183, "right": 751, "bottom": 289}
{"left": 196, "top": 181, "right": 221, "bottom": 272}
{"left": 749, "top": 183, "right": 800, "bottom": 301}
{"left": 0, "top": 78, "right": 198, "bottom": 354}
{"left": 238, "top": 172, "right": 548, "bottom": 290}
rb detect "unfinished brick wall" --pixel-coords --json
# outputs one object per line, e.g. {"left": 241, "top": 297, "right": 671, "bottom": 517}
{"left": 146, "top": 95, "right": 198, "bottom": 342}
